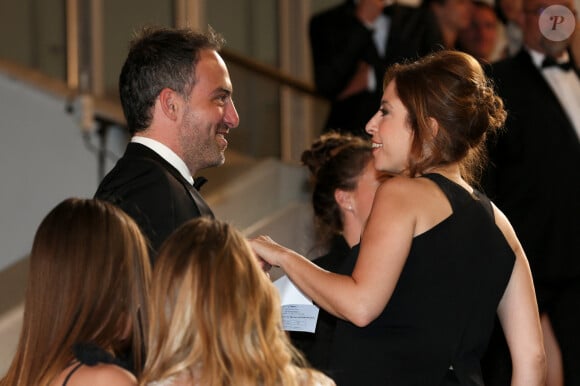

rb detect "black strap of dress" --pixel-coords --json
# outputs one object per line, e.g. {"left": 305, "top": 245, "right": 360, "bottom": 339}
{"left": 422, "top": 173, "right": 494, "bottom": 219}
{"left": 62, "top": 362, "right": 83, "bottom": 386}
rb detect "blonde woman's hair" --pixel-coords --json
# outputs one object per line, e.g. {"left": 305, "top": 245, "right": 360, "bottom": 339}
{"left": 141, "top": 217, "right": 334, "bottom": 386}
{"left": 0, "top": 198, "right": 151, "bottom": 386}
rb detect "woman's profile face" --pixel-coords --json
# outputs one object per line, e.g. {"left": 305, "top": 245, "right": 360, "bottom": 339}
{"left": 365, "top": 80, "right": 413, "bottom": 175}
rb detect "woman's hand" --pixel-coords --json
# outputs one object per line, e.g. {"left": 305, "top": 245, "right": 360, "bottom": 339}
{"left": 249, "top": 235, "right": 291, "bottom": 268}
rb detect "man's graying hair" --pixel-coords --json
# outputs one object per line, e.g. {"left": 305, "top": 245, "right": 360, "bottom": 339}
{"left": 119, "top": 26, "right": 225, "bottom": 134}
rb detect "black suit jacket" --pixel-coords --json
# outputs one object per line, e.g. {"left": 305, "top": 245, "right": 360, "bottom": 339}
{"left": 95, "top": 142, "right": 214, "bottom": 262}
{"left": 483, "top": 49, "right": 580, "bottom": 284}
{"left": 309, "top": 1, "right": 442, "bottom": 137}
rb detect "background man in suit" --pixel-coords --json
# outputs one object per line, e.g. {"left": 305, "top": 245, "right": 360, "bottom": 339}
{"left": 421, "top": 0, "right": 474, "bottom": 50}
{"left": 309, "top": 0, "right": 442, "bottom": 138}
{"left": 482, "top": 0, "right": 580, "bottom": 384}
{"left": 457, "top": 0, "right": 505, "bottom": 63}
{"left": 95, "top": 26, "right": 240, "bottom": 261}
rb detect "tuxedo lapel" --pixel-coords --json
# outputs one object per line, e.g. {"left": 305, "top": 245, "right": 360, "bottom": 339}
{"left": 183, "top": 182, "right": 214, "bottom": 218}
{"left": 125, "top": 143, "right": 214, "bottom": 218}
{"left": 516, "top": 50, "right": 580, "bottom": 144}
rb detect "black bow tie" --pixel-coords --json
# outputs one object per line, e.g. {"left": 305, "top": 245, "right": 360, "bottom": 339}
{"left": 193, "top": 176, "right": 208, "bottom": 191}
{"left": 542, "top": 56, "right": 573, "bottom": 71}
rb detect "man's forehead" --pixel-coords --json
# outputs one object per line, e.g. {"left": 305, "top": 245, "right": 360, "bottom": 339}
{"left": 193, "top": 50, "right": 232, "bottom": 91}
{"left": 200, "top": 48, "right": 229, "bottom": 65}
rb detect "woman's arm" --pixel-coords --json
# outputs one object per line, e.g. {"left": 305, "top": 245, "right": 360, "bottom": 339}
{"left": 251, "top": 177, "right": 416, "bottom": 327}
{"left": 493, "top": 204, "right": 546, "bottom": 386}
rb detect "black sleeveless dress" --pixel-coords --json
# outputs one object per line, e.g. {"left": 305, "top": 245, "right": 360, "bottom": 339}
{"left": 329, "top": 174, "right": 516, "bottom": 386}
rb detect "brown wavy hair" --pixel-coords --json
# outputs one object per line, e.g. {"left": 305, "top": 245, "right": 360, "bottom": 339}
{"left": 384, "top": 50, "right": 506, "bottom": 184}
{"left": 301, "top": 132, "right": 373, "bottom": 244}
{"left": 140, "top": 217, "right": 334, "bottom": 386}
{"left": 0, "top": 198, "right": 151, "bottom": 386}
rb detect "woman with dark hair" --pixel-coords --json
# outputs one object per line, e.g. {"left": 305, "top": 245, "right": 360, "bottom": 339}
{"left": 292, "top": 131, "right": 384, "bottom": 372}
{"left": 251, "top": 50, "right": 545, "bottom": 385}
{"left": 0, "top": 198, "right": 151, "bottom": 386}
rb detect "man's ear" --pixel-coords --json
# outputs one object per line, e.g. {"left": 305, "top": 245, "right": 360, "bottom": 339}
{"left": 334, "top": 189, "right": 353, "bottom": 212}
{"left": 158, "top": 88, "right": 181, "bottom": 120}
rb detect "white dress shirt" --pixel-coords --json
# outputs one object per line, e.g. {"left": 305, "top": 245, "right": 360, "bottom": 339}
{"left": 529, "top": 49, "right": 580, "bottom": 141}
{"left": 366, "top": 13, "right": 390, "bottom": 92}
{"left": 131, "top": 136, "right": 195, "bottom": 185}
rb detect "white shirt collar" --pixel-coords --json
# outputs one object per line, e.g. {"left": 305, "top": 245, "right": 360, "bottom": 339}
{"left": 371, "top": 14, "right": 389, "bottom": 57}
{"left": 527, "top": 49, "right": 580, "bottom": 142}
{"left": 131, "top": 136, "right": 194, "bottom": 185}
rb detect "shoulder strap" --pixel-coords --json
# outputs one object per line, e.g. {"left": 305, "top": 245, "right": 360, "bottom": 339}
{"left": 472, "top": 189, "right": 494, "bottom": 219}
{"left": 423, "top": 173, "right": 495, "bottom": 219}
{"left": 62, "top": 362, "right": 83, "bottom": 386}
{"left": 422, "top": 173, "right": 464, "bottom": 212}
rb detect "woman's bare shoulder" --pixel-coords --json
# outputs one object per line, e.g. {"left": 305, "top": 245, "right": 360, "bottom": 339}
{"left": 65, "top": 363, "right": 137, "bottom": 386}
{"left": 374, "top": 175, "right": 437, "bottom": 209}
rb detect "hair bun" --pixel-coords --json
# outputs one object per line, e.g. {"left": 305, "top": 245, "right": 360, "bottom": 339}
{"left": 301, "top": 131, "right": 361, "bottom": 177}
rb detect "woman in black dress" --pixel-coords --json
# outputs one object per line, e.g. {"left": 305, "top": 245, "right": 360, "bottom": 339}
{"left": 291, "top": 132, "right": 386, "bottom": 374}
{"left": 251, "top": 50, "right": 545, "bottom": 386}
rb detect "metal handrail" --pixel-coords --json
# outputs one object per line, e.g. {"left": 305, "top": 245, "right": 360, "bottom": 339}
{"left": 0, "top": 48, "right": 321, "bottom": 128}
{"left": 220, "top": 48, "right": 319, "bottom": 98}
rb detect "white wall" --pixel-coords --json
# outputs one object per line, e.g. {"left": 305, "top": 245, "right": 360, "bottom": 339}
{"left": 0, "top": 73, "right": 102, "bottom": 271}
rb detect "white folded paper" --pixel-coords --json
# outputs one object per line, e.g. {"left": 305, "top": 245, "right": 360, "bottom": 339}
{"left": 273, "top": 275, "right": 320, "bottom": 333}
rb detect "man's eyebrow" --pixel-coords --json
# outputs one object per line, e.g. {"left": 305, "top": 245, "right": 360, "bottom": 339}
{"left": 211, "top": 87, "right": 232, "bottom": 96}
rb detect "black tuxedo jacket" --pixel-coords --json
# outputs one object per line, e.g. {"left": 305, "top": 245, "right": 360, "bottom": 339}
{"left": 95, "top": 142, "right": 214, "bottom": 262}
{"left": 483, "top": 49, "right": 580, "bottom": 283}
{"left": 309, "top": 0, "right": 442, "bottom": 137}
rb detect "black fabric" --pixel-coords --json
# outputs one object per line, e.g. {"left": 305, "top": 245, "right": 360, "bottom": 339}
{"left": 541, "top": 56, "right": 573, "bottom": 71}
{"left": 309, "top": 1, "right": 442, "bottom": 137}
{"left": 482, "top": 48, "right": 580, "bottom": 386}
{"left": 72, "top": 343, "right": 128, "bottom": 368}
{"left": 95, "top": 143, "right": 214, "bottom": 263}
{"left": 329, "top": 174, "right": 515, "bottom": 386}
{"left": 290, "top": 235, "right": 356, "bottom": 376}
{"left": 483, "top": 48, "right": 580, "bottom": 283}
{"left": 62, "top": 344, "right": 129, "bottom": 386}
{"left": 193, "top": 176, "right": 208, "bottom": 190}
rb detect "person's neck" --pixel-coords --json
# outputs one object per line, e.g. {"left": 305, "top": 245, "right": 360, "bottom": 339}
{"left": 425, "top": 164, "right": 475, "bottom": 194}
{"left": 342, "top": 219, "right": 363, "bottom": 248}
{"left": 526, "top": 42, "right": 568, "bottom": 61}
{"left": 356, "top": 3, "right": 384, "bottom": 24}
{"left": 424, "top": 164, "right": 464, "bottom": 185}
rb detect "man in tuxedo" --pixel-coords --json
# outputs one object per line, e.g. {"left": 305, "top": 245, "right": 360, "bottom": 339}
{"left": 482, "top": 0, "right": 580, "bottom": 384}
{"left": 95, "top": 26, "right": 239, "bottom": 262}
{"left": 309, "top": 0, "right": 442, "bottom": 138}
